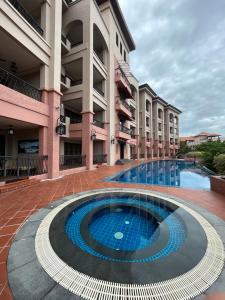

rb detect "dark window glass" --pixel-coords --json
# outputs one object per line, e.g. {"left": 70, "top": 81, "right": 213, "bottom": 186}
{"left": 116, "top": 33, "right": 119, "bottom": 46}
{"left": 124, "top": 50, "right": 126, "bottom": 62}
{"left": 120, "top": 42, "right": 122, "bottom": 54}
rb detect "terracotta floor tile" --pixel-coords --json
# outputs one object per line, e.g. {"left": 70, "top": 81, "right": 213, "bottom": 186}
{"left": 0, "top": 263, "right": 7, "bottom": 286}
{"left": 0, "top": 286, "right": 13, "bottom": 300}
{"left": 0, "top": 237, "right": 11, "bottom": 248}
{"left": 0, "top": 225, "right": 20, "bottom": 236}
{"left": 0, "top": 247, "right": 9, "bottom": 264}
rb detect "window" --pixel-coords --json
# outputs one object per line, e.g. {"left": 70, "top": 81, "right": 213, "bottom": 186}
{"left": 124, "top": 50, "right": 126, "bottom": 62}
{"left": 120, "top": 42, "right": 122, "bottom": 54}
{"left": 116, "top": 33, "right": 119, "bottom": 46}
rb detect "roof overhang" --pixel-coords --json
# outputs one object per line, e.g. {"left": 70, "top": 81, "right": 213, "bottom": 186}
{"left": 153, "top": 96, "right": 168, "bottom": 107}
{"left": 139, "top": 83, "right": 157, "bottom": 97}
{"left": 166, "top": 104, "right": 182, "bottom": 114}
{"left": 96, "top": 0, "right": 136, "bottom": 51}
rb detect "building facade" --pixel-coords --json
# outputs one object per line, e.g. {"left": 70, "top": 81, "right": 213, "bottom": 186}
{"left": 180, "top": 132, "right": 222, "bottom": 148}
{"left": 139, "top": 84, "right": 181, "bottom": 160}
{"left": 0, "top": 0, "right": 181, "bottom": 182}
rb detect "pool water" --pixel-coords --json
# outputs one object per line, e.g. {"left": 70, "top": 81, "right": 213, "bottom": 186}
{"left": 65, "top": 194, "right": 187, "bottom": 262}
{"left": 89, "top": 206, "right": 159, "bottom": 251}
{"left": 109, "top": 160, "right": 210, "bottom": 190}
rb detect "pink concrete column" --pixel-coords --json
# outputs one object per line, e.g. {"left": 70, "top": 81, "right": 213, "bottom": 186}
{"left": 162, "top": 142, "right": 166, "bottom": 159}
{"left": 150, "top": 138, "right": 153, "bottom": 159}
{"left": 41, "top": 90, "right": 49, "bottom": 104}
{"left": 39, "top": 126, "right": 48, "bottom": 155}
{"left": 104, "top": 122, "right": 110, "bottom": 164}
{"left": 136, "top": 135, "right": 140, "bottom": 159}
{"left": 82, "top": 112, "right": 94, "bottom": 170}
{"left": 48, "top": 91, "right": 60, "bottom": 179}
{"left": 144, "top": 138, "right": 147, "bottom": 160}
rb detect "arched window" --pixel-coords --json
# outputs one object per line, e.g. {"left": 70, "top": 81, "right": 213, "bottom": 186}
{"left": 158, "top": 108, "right": 163, "bottom": 119}
{"left": 93, "top": 24, "right": 108, "bottom": 65}
{"left": 66, "top": 20, "right": 83, "bottom": 47}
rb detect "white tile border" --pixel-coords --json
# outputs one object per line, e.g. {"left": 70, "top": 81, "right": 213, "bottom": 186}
{"left": 35, "top": 188, "right": 225, "bottom": 300}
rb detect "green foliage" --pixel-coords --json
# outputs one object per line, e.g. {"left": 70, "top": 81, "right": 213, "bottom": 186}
{"left": 195, "top": 141, "right": 225, "bottom": 156}
{"left": 178, "top": 142, "right": 192, "bottom": 155}
{"left": 193, "top": 141, "right": 225, "bottom": 172}
{"left": 213, "top": 154, "right": 225, "bottom": 175}
{"left": 186, "top": 151, "right": 205, "bottom": 158}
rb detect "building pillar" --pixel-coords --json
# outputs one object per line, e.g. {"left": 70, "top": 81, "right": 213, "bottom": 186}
{"left": 47, "top": 91, "right": 60, "bottom": 178}
{"left": 136, "top": 135, "right": 140, "bottom": 159}
{"left": 39, "top": 126, "right": 48, "bottom": 156}
{"left": 82, "top": 112, "right": 94, "bottom": 170}
{"left": 41, "top": 0, "right": 51, "bottom": 43}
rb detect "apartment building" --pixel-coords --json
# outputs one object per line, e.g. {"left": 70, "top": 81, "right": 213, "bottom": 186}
{"left": 0, "top": 0, "right": 180, "bottom": 183}
{"left": 180, "top": 132, "right": 222, "bottom": 148}
{"left": 139, "top": 84, "right": 181, "bottom": 159}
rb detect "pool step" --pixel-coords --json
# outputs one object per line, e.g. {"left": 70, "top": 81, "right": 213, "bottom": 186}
{"left": 0, "top": 178, "right": 39, "bottom": 194}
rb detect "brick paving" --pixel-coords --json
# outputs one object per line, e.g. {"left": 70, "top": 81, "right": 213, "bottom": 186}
{"left": 0, "top": 161, "right": 225, "bottom": 299}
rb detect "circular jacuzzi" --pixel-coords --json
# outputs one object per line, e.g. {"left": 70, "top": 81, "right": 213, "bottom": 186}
{"left": 35, "top": 189, "right": 224, "bottom": 299}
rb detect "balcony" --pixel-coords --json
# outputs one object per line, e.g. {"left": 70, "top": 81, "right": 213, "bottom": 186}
{"left": 128, "top": 134, "right": 137, "bottom": 146}
{"left": 60, "top": 155, "right": 86, "bottom": 170}
{"left": 115, "top": 97, "right": 132, "bottom": 120}
{"left": 93, "top": 154, "right": 107, "bottom": 164}
{"left": 0, "top": 67, "right": 42, "bottom": 101}
{"left": 146, "top": 138, "right": 151, "bottom": 147}
{"left": 93, "top": 118, "right": 105, "bottom": 129}
{"left": 116, "top": 124, "right": 131, "bottom": 140}
{"left": 94, "top": 86, "right": 104, "bottom": 98}
{"left": 61, "top": 34, "right": 71, "bottom": 54}
{"left": 115, "top": 67, "right": 132, "bottom": 98}
{"left": 8, "top": 0, "right": 43, "bottom": 36}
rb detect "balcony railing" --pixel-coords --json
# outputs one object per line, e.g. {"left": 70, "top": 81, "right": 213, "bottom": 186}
{"left": 69, "top": 117, "right": 82, "bottom": 124}
{"left": 140, "top": 154, "right": 145, "bottom": 159}
{"left": 93, "top": 154, "right": 107, "bottom": 164}
{"left": 131, "top": 154, "right": 137, "bottom": 160}
{"left": 117, "top": 124, "right": 131, "bottom": 135}
{"left": 61, "top": 34, "right": 67, "bottom": 45}
{"left": 0, "top": 67, "right": 42, "bottom": 101}
{"left": 93, "top": 118, "right": 105, "bottom": 129}
{"left": 0, "top": 155, "right": 48, "bottom": 181}
{"left": 115, "top": 67, "right": 131, "bottom": 90}
{"left": 94, "top": 86, "right": 105, "bottom": 97}
{"left": 131, "top": 134, "right": 136, "bottom": 139}
{"left": 60, "top": 155, "right": 86, "bottom": 170}
{"left": 116, "top": 97, "right": 130, "bottom": 111}
{"left": 8, "top": 0, "right": 43, "bottom": 36}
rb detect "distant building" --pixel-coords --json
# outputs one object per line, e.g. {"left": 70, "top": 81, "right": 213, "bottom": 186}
{"left": 180, "top": 132, "right": 222, "bottom": 148}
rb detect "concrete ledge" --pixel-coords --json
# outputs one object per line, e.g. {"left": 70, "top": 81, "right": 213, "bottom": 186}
{"left": 211, "top": 176, "right": 225, "bottom": 195}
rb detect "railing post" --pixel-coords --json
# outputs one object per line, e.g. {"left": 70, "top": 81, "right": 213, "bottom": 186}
{"left": 3, "top": 158, "right": 7, "bottom": 177}
{"left": 28, "top": 156, "right": 30, "bottom": 176}
{"left": 16, "top": 157, "right": 19, "bottom": 177}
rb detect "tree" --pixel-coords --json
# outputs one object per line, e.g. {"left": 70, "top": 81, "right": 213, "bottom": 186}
{"left": 214, "top": 154, "right": 225, "bottom": 175}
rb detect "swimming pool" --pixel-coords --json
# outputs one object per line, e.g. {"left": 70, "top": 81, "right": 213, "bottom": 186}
{"left": 36, "top": 189, "right": 224, "bottom": 299}
{"left": 109, "top": 160, "right": 210, "bottom": 190}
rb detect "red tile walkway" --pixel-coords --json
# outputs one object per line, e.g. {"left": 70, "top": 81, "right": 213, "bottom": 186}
{"left": 0, "top": 161, "right": 225, "bottom": 299}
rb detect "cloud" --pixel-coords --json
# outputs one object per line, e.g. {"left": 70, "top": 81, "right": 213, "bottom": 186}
{"left": 119, "top": 0, "right": 225, "bottom": 136}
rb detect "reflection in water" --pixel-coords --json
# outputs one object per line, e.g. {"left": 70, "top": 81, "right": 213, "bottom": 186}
{"left": 113, "top": 160, "right": 210, "bottom": 190}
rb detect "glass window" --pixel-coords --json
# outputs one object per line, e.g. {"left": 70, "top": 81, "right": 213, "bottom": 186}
{"left": 116, "top": 33, "right": 119, "bottom": 46}
{"left": 124, "top": 50, "right": 126, "bottom": 62}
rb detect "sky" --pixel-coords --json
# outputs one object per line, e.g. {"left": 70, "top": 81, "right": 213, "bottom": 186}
{"left": 119, "top": 0, "right": 225, "bottom": 137}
